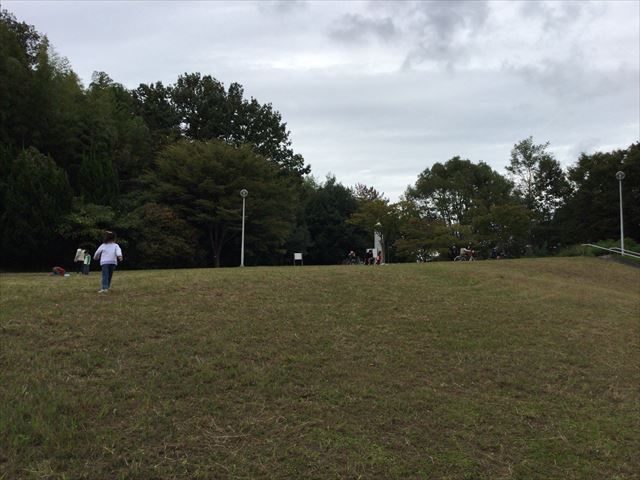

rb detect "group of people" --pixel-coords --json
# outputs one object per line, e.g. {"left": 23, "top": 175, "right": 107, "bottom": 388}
{"left": 52, "top": 231, "right": 123, "bottom": 293}
{"left": 73, "top": 248, "right": 93, "bottom": 274}
{"left": 347, "top": 249, "right": 382, "bottom": 265}
{"left": 449, "top": 245, "right": 505, "bottom": 260}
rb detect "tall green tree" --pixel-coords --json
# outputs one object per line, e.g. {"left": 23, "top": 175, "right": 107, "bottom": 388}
{"left": 506, "top": 137, "right": 572, "bottom": 249}
{"left": 1, "top": 10, "right": 86, "bottom": 171}
{"left": 118, "top": 202, "right": 203, "bottom": 268}
{"left": 153, "top": 140, "right": 296, "bottom": 267}
{"left": 1, "top": 147, "right": 72, "bottom": 267}
{"left": 556, "top": 143, "right": 640, "bottom": 244}
{"left": 282, "top": 176, "right": 317, "bottom": 260}
{"left": 472, "top": 204, "right": 531, "bottom": 256}
{"left": 394, "top": 198, "right": 477, "bottom": 261}
{"left": 76, "top": 153, "right": 119, "bottom": 205}
{"left": 303, "top": 176, "right": 368, "bottom": 264}
{"left": 0, "top": 8, "right": 40, "bottom": 150}
{"left": 534, "top": 156, "right": 571, "bottom": 222}
{"left": 507, "top": 137, "right": 570, "bottom": 216}
{"left": 132, "top": 81, "right": 181, "bottom": 152}
{"left": 170, "top": 73, "right": 309, "bottom": 175}
{"left": 80, "top": 72, "right": 151, "bottom": 193}
{"left": 407, "top": 156, "right": 513, "bottom": 225}
{"left": 507, "top": 137, "right": 550, "bottom": 209}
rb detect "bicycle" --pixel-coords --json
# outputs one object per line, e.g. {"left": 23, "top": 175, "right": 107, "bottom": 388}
{"left": 453, "top": 248, "right": 475, "bottom": 261}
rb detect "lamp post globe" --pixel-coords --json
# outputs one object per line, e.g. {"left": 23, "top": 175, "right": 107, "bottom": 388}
{"left": 615, "top": 172, "right": 625, "bottom": 256}
{"left": 240, "top": 189, "right": 248, "bottom": 266}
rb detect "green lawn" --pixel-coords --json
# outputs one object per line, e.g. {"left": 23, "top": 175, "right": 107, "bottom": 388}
{"left": 1, "top": 258, "right": 639, "bottom": 479}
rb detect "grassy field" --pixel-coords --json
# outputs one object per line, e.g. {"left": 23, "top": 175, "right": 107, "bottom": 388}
{"left": 1, "top": 258, "right": 639, "bottom": 479}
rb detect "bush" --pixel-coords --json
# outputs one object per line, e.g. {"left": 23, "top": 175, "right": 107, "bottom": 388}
{"left": 556, "top": 245, "right": 598, "bottom": 257}
{"left": 595, "top": 237, "right": 639, "bottom": 253}
{"left": 557, "top": 237, "right": 639, "bottom": 257}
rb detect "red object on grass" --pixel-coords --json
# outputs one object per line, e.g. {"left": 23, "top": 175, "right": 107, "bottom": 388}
{"left": 52, "top": 266, "right": 66, "bottom": 276}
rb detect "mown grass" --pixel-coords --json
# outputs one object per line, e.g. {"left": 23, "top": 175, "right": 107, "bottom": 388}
{"left": 1, "top": 258, "right": 638, "bottom": 479}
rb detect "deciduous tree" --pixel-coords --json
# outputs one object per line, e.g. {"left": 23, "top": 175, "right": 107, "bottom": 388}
{"left": 170, "top": 73, "right": 309, "bottom": 175}
{"left": 407, "top": 156, "right": 513, "bottom": 225}
{"left": 153, "top": 140, "right": 296, "bottom": 267}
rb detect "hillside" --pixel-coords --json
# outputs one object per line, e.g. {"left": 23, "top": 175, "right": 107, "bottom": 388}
{"left": 1, "top": 258, "right": 639, "bottom": 479}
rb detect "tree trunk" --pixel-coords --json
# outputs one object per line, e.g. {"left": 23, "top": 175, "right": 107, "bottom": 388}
{"left": 209, "top": 225, "right": 226, "bottom": 268}
{"left": 208, "top": 225, "right": 219, "bottom": 268}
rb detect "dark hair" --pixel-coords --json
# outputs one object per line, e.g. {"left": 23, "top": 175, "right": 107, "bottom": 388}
{"left": 103, "top": 231, "right": 116, "bottom": 243}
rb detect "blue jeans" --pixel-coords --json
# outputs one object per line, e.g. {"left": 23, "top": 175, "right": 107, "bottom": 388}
{"left": 101, "top": 264, "right": 116, "bottom": 290}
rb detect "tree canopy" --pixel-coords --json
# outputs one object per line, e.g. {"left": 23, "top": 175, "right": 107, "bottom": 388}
{"left": 153, "top": 140, "right": 296, "bottom": 267}
{"left": 0, "top": 8, "right": 637, "bottom": 269}
{"left": 407, "top": 157, "right": 513, "bottom": 225}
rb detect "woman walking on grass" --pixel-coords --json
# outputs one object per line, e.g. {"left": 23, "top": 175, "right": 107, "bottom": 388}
{"left": 94, "top": 231, "right": 123, "bottom": 293}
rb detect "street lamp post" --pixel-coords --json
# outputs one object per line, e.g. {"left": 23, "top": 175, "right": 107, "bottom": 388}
{"left": 615, "top": 171, "right": 625, "bottom": 256}
{"left": 240, "top": 189, "right": 248, "bottom": 266}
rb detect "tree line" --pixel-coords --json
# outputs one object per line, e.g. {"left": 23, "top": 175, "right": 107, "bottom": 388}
{"left": 1, "top": 9, "right": 638, "bottom": 269}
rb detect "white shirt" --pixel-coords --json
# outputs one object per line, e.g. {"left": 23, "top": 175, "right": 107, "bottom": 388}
{"left": 95, "top": 243, "right": 122, "bottom": 265}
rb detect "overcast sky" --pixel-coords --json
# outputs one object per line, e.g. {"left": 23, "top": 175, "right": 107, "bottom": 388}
{"left": 5, "top": 0, "right": 639, "bottom": 199}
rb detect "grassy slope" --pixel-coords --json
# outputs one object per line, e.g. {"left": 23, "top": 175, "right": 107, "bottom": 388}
{"left": 1, "top": 258, "right": 638, "bottom": 479}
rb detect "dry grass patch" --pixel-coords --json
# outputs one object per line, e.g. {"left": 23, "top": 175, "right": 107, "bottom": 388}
{"left": 1, "top": 258, "right": 639, "bottom": 479}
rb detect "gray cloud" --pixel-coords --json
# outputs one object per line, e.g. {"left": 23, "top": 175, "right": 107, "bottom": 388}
{"left": 400, "top": 0, "right": 490, "bottom": 69}
{"left": 3, "top": 0, "right": 638, "bottom": 200}
{"left": 258, "top": 0, "right": 307, "bottom": 15}
{"left": 410, "top": 1, "right": 490, "bottom": 40}
{"left": 520, "top": 0, "right": 597, "bottom": 31}
{"left": 328, "top": 13, "right": 397, "bottom": 43}
{"left": 506, "top": 54, "right": 639, "bottom": 101}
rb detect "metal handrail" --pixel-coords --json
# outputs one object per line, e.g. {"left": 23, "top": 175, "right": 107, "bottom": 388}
{"left": 609, "top": 246, "right": 640, "bottom": 255}
{"left": 582, "top": 244, "right": 640, "bottom": 259}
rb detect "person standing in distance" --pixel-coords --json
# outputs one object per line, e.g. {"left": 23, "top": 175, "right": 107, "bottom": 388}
{"left": 82, "top": 250, "right": 92, "bottom": 275}
{"left": 94, "top": 231, "right": 123, "bottom": 293}
{"left": 74, "top": 247, "right": 85, "bottom": 273}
